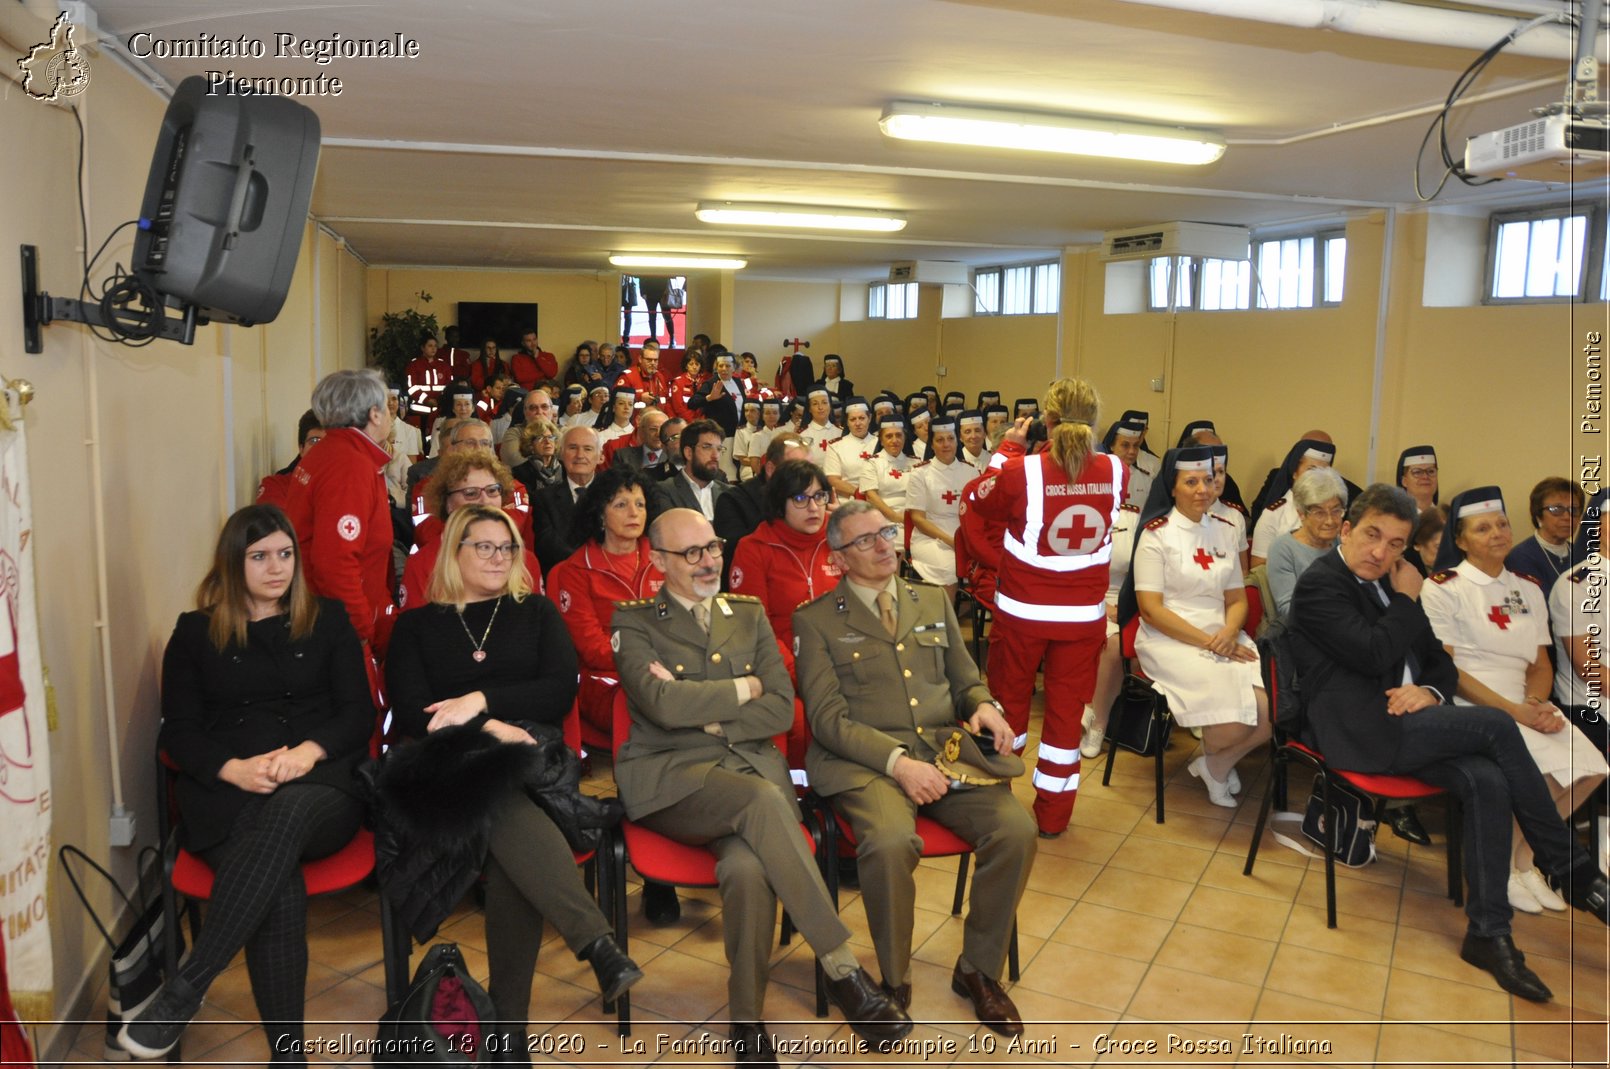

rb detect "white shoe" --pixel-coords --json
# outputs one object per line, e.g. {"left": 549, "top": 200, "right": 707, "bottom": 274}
{"left": 1080, "top": 709, "right": 1105, "bottom": 759}
{"left": 1518, "top": 867, "right": 1567, "bottom": 911}
{"left": 1188, "top": 756, "right": 1237, "bottom": 808}
{"left": 1507, "top": 870, "right": 1544, "bottom": 914}
{"left": 1226, "top": 767, "right": 1242, "bottom": 795}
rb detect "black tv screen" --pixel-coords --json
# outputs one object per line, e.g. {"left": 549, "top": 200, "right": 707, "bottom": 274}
{"left": 457, "top": 302, "right": 539, "bottom": 351}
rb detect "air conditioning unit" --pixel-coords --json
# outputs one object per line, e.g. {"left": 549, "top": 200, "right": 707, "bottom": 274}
{"left": 1099, "top": 222, "right": 1250, "bottom": 262}
{"left": 1464, "top": 114, "right": 1610, "bottom": 181}
{"left": 888, "top": 260, "right": 970, "bottom": 285}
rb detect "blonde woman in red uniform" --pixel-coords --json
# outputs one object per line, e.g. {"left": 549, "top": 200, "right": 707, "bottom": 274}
{"left": 970, "top": 378, "right": 1127, "bottom": 837}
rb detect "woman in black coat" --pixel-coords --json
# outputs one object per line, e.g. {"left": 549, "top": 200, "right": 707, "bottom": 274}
{"left": 383, "top": 505, "right": 641, "bottom": 1037}
{"left": 121, "top": 505, "right": 373, "bottom": 1062}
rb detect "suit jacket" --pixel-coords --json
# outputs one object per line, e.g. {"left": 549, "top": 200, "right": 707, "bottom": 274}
{"left": 713, "top": 477, "right": 767, "bottom": 588}
{"left": 610, "top": 443, "right": 668, "bottom": 472}
{"left": 1288, "top": 548, "right": 1459, "bottom": 772}
{"left": 531, "top": 478, "right": 586, "bottom": 578}
{"left": 794, "top": 577, "right": 993, "bottom": 797}
{"left": 611, "top": 590, "right": 795, "bottom": 820}
{"left": 654, "top": 470, "right": 730, "bottom": 519}
{"left": 689, "top": 384, "right": 742, "bottom": 437}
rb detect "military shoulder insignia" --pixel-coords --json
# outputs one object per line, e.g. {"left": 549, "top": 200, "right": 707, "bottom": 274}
{"left": 914, "top": 459, "right": 931, "bottom": 468}
{"left": 835, "top": 594, "right": 849, "bottom": 613}
{"left": 1209, "top": 513, "right": 1234, "bottom": 527}
{"left": 1265, "top": 497, "right": 1287, "bottom": 512}
{"left": 1514, "top": 571, "right": 1543, "bottom": 589}
{"left": 1570, "top": 566, "right": 1591, "bottom": 584}
{"left": 1429, "top": 570, "right": 1457, "bottom": 585}
{"left": 1225, "top": 500, "right": 1248, "bottom": 516}
{"left": 721, "top": 593, "right": 762, "bottom": 604}
{"left": 1120, "top": 503, "right": 1141, "bottom": 514}
{"left": 1145, "top": 515, "right": 1170, "bottom": 530}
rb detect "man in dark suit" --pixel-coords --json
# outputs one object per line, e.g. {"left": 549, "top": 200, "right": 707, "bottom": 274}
{"left": 646, "top": 417, "right": 684, "bottom": 483}
{"left": 654, "top": 419, "right": 729, "bottom": 522}
{"left": 795, "top": 501, "right": 1036, "bottom": 1036}
{"left": 530, "top": 425, "right": 601, "bottom": 578}
{"left": 713, "top": 434, "right": 811, "bottom": 589}
{"left": 611, "top": 508, "right": 911, "bottom": 1058}
{"left": 1290, "top": 483, "right": 1609, "bottom": 1002}
{"left": 607, "top": 408, "right": 669, "bottom": 472}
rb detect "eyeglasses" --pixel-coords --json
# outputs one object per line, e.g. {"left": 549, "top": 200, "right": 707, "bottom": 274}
{"left": 1405, "top": 466, "right": 1438, "bottom": 479}
{"left": 1303, "top": 505, "right": 1345, "bottom": 519}
{"left": 789, "top": 490, "right": 833, "bottom": 508}
{"left": 1542, "top": 504, "right": 1578, "bottom": 517}
{"left": 449, "top": 483, "right": 504, "bottom": 501}
{"left": 833, "top": 524, "right": 900, "bottom": 552}
{"left": 461, "top": 540, "right": 517, "bottom": 560}
{"left": 654, "top": 539, "right": 725, "bottom": 564}
{"left": 534, "top": 434, "right": 558, "bottom": 443}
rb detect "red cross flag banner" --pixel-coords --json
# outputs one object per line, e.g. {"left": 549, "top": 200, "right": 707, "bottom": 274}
{"left": 0, "top": 386, "right": 52, "bottom": 1021}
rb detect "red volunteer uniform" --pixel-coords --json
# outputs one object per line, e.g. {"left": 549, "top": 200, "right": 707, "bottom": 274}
{"left": 400, "top": 511, "right": 541, "bottom": 612}
{"left": 510, "top": 347, "right": 558, "bottom": 389}
{"left": 404, "top": 356, "right": 453, "bottom": 433}
{"left": 969, "top": 440, "right": 1127, "bottom": 835}
{"left": 547, "top": 539, "right": 663, "bottom": 748}
{"left": 282, "top": 427, "right": 397, "bottom": 653}
{"left": 616, "top": 366, "right": 668, "bottom": 409}
{"left": 255, "top": 471, "right": 294, "bottom": 510}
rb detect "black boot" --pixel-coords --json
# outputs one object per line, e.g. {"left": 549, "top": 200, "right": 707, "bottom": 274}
{"left": 642, "top": 880, "right": 681, "bottom": 925}
{"left": 580, "top": 935, "right": 644, "bottom": 1003}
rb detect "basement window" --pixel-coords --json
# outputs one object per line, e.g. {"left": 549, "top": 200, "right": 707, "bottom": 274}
{"left": 975, "top": 261, "right": 1060, "bottom": 315}
{"left": 1485, "top": 205, "right": 1605, "bottom": 302}
{"left": 869, "top": 281, "right": 919, "bottom": 319}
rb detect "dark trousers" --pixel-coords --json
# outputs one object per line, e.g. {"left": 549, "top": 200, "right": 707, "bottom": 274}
{"left": 1384, "top": 705, "right": 1590, "bottom": 937}
{"left": 189, "top": 784, "right": 364, "bottom": 1061}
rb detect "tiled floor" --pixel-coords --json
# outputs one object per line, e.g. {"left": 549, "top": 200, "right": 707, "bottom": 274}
{"left": 65, "top": 693, "right": 1609, "bottom": 1067}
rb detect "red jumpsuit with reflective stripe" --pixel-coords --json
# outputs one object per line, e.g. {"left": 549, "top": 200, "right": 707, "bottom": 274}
{"left": 969, "top": 441, "right": 1127, "bottom": 834}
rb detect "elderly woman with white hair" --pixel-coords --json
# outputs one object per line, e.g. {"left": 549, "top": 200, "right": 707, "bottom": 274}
{"left": 1265, "top": 467, "right": 1349, "bottom": 618}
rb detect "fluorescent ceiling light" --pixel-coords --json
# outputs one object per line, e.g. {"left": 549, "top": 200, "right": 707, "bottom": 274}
{"left": 879, "top": 101, "right": 1226, "bottom": 166}
{"left": 695, "top": 201, "right": 907, "bottom": 232}
{"left": 609, "top": 254, "right": 748, "bottom": 270}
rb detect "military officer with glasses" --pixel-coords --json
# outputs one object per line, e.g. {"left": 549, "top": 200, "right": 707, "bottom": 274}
{"left": 611, "top": 508, "right": 912, "bottom": 1062}
{"left": 794, "top": 501, "right": 1035, "bottom": 1037}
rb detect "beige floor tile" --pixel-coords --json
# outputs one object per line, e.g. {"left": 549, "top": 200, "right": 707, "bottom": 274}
{"left": 1036, "top": 824, "right": 1126, "bottom": 866}
{"left": 1176, "top": 883, "right": 1289, "bottom": 941}
{"left": 1123, "top": 963, "right": 1260, "bottom": 1038}
{"left": 1278, "top": 901, "right": 1398, "bottom": 965}
{"left": 1080, "top": 867, "right": 1195, "bottom": 921}
{"left": 1021, "top": 852, "right": 1102, "bottom": 901}
{"left": 1199, "top": 850, "right": 1304, "bottom": 902}
{"left": 1062, "top": 795, "right": 1145, "bottom": 836}
{"left": 1126, "top": 807, "right": 1235, "bottom": 851}
{"left": 1293, "top": 864, "right": 1404, "bottom": 921}
{"left": 1264, "top": 944, "right": 1388, "bottom": 1015}
{"left": 1105, "top": 836, "right": 1215, "bottom": 882}
{"left": 1014, "top": 944, "right": 1148, "bottom": 1012}
{"left": 1381, "top": 966, "right": 1514, "bottom": 1024}
{"left": 1010, "top": 887, "right": 1075, "bottom": 939}
{"left": 1374, "top": 1021, "right": 1520, "bottom": 1065}
{"left": 1045, "top": 900, "right": 1174, "bottom": 961}
{"left": 1152, "top": 923, "right": 1278, "bottom": 985}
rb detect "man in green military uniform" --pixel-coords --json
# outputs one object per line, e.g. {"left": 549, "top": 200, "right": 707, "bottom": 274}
{"left": 794, "top": 501, "right": 1037, "bottom": 1037}
{"left": 611, "top": 508, "right": 911, "bottom": 1065}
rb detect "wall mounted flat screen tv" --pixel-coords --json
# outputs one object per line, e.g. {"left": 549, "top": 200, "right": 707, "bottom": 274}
{"left": 457, "top": 302, "right": 539, "bottom": 350}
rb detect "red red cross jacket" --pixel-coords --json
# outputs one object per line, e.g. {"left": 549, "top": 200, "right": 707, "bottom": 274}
{"left": 547, "top": 539, "right": 664, "bottom": 743}
{"left": 728, "top": 518, "right": 841, "bottom": 677}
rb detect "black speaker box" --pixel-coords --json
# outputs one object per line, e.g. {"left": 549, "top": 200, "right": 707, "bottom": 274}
{"left": 133, "top": 75, "right": 322, "bottom": 326}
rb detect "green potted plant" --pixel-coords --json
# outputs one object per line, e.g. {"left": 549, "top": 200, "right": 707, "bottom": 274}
{"left": 369, "top": 291, "right": 440, "bottom": 384}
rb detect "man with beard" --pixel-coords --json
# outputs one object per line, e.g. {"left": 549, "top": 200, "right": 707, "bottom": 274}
{"left": 654, "top": 419, "right": 728, "bottom": 522}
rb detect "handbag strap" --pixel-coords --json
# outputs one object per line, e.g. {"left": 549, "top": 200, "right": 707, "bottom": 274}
{"left": 58, "top": 844, "right": 140, "bottom": 952}
{"left": 1266, "top": 811, "right": 1328, "bottom": 861}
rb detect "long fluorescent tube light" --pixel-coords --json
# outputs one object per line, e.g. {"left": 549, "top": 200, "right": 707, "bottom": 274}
{"left": 879, "top": 101, "right": 1226, "bottom": 166}
{"left": 609, "top": 254, "right": 748, "bottom": 270}
{"left": 695, "top": 201, "right": 907, "bottom": 233}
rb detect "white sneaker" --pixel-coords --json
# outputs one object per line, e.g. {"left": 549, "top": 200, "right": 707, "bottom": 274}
{"left": 1226, "top": 767, "right": 1242, "bottom": 795}
{"left": 1188, "top": 756, "right": 1237, "bottom": 808}
{"left": 1507, "top": 870, "right": 1544, "bottom": 914}
{"left": 1518, "top": 867, "right": 1567, "bottom": 911}
{"left": 1080, "top": 709, "right": 1105, "bottom": 759}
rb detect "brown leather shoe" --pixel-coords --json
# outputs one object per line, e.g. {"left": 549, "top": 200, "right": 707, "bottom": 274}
{"left": 950, "top": 960, "right": 1024, "bottom": 1037}
{"left": 880, "top": 979, "right": 912, "bottom": 1012}
{"left": 823, "top": 966, "right": 913, "bottom": 1048}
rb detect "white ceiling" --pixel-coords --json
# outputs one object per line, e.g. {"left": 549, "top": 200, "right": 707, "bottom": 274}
{"left": 89, "top": 0, "right": 1601, "bottom": 279}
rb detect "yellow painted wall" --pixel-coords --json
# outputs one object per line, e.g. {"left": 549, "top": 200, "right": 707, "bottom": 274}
{"left": 731, "top": 279, "right": 843, "bottom": 384}
{"left": 0, "top": 14, "right": 364, "bottom": 1053}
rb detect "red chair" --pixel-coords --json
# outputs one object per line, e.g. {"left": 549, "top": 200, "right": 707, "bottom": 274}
{"left": 1242, "top": 583, "right": 1264, "bottom": 640}
{"left": 1242, "top": 648, "right": 1463, "bottom": 929}
{"left": 606, "top": 691, "right": 824, "bottom": 1034}
{"left": 1098, "top": 616, "right": 1172, "bottom": 823}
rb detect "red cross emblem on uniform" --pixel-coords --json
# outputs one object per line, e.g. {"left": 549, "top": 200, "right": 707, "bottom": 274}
{"left": 1487, "top": 605, "right": 1511, "bottom": 630}
{"left": 860, "top": 451, "right": 874, "bottom": 462}
{"left": 1192, "top": 547, "right": 1214, "bottom": 571}
{"left": 819, "top": 439, "right": 831, "bottom": 452}
{"left": 941, "top": 490, "right": 959, "bottom": 504}
{"left": 888, "top": 468, "right": 903, "bottom": 480}
{"left": 337, "top": 514, "right": 362, "bottom": 542}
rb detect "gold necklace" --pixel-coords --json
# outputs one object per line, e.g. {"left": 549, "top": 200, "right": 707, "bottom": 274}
{"left": 457, "top": 595, "right": 502, "bottom": 663}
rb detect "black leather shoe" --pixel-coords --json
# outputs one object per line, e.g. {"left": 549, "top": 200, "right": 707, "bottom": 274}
{"left": 950, "top": 960, "right": 1025, "bottom": 1037}
{"left": 823, "top": 966, "right": 913, "bottom": 1048}
{"left": 880, "top": 979, "right": 912, "bottom": 1012}
{"left": 642, "top": 881, "right": 681, "bottom": 925}
{"left": 580, "top": 935, "right": 644, "bottom": 1003}
{"left": 1385, "top": 804, "right": 1432, "bottom": 846}
{"left": 1459, "top": 933, "right": 1552, "bottom": 1002}
{"left": 1555, "top": 868, "right": 1610, "bottom": 924}
{"left": 728, "top": 1022, "right": 777, "bottom": 1067}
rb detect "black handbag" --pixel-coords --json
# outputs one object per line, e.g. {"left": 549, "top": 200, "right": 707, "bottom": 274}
{"left": 1106, "top": 673, "right": 1173, "bottom": 756}
{"left": 1295, "top": 773, "right": 1378, "bottom": 868}
{"left": 59, "top": 845, "right": 181, "bottom": 1061}
{"left": 374, "top": 943, "right": 511, "bottom": 1066}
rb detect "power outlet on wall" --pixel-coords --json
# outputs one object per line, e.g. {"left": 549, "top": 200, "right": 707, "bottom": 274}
{"left": 1150, "top": 377, "right": 1164, "bottom": 392}
{"left": 109, "top": 806, "right": 137, "bottom": 848}
{"left": 935, "top": 365, "right": 947, "bottom": 377}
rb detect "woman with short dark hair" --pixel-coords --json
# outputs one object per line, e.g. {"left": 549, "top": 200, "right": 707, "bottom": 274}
{"left": 1505, "top": 476, "right": 1586, "bottom": 598}
{"left": 121, "top": 506, "right": 372, "bottom": 1061}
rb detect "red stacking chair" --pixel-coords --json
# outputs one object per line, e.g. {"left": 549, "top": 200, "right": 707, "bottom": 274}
{"left": 606, "top": 691, "right": 825, "bottom": 1034}
{"left": 1098, "top": 616, "right": 1172, "bottom": 823}
{"left": 1242, "top": 647, "right": 1463, "bottom": 929}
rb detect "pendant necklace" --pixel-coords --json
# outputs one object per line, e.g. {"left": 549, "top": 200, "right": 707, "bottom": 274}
{"left": 459, "top": 595, "right": 502, "bottom": 662}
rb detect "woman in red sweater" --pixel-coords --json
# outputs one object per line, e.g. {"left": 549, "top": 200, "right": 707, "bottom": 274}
{"left": 547, "top": 466, "right": 663, "bottom": 749}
